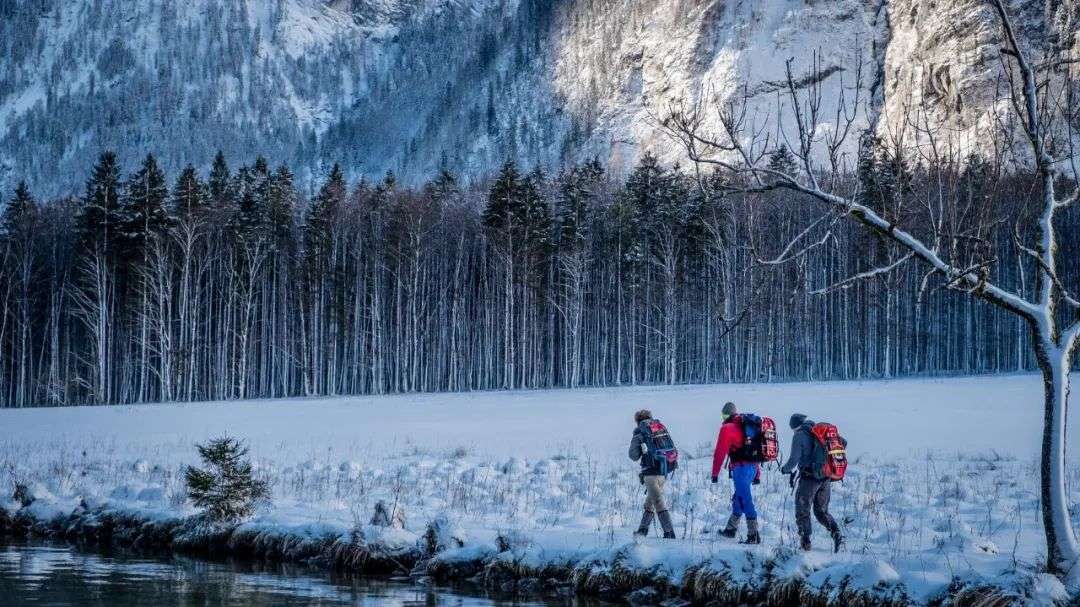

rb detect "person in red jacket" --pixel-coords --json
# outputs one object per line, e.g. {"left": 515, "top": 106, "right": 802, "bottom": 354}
{"left": 711, "top": 401, "right": 761, "bottom": 543}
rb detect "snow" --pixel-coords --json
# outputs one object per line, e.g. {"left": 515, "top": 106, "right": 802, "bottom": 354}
{"left": 0, "top": 373, "right": 1077, "bottom": 604}
{"left": 0, "top": 373, "right": 1069, "bottom": 460}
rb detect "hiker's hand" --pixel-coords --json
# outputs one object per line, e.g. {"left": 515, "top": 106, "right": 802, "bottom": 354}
{"left": 788, "top": 473, "right": 796, "bottom": 489}
{"left": 710, "top": 476, "right": 718, "bottom": 484}
{"left": 752, "top": 477, "right": 760, "bottom": 486}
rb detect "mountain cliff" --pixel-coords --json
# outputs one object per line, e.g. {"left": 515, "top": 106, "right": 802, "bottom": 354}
{"left": 0, "top": 0, "right": 1070, "bottom": 196}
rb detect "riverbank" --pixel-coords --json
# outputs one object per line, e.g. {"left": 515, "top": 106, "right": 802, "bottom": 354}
{"left": 0, "top": 469, "right": 1066, "bottom": 605}
{"left": 0, "top": 496, "right": 1062, "bottom": 604}
{"left": 1, "top": 375, "right": 1075, "bottom": 605}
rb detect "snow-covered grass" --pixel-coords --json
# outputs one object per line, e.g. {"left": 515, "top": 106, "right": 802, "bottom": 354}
{"left": 1, "top": 374, "right": 1077, "bottom": 604}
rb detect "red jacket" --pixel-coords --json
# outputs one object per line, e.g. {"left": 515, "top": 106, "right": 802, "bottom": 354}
{"left": 712, "top": 417, "right": 760, "bottom": 478}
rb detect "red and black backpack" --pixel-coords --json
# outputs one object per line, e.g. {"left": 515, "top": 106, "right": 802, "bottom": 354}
{"left": 729, "top": 414, "right": 779, "bottom": 463}
{"left": 809, "top": 422, "right": 847, "bottom": 481}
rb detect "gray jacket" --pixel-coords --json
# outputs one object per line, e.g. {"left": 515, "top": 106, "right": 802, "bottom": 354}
{"left": 781, "top": 419, "right": 847, "bottom": 478}
{"left": 780, "top": 419, "right": 818, "bottom": 476}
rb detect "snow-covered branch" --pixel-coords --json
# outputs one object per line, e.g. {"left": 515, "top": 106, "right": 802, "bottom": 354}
{"left": 1057, "top": 191, "right": 1078, "bottom": 211}
{"left": 1013, "top": 230, "right": 1080, "bottom": 310}
{"left": 764, "top": 178, "right": 1039, "bottom": 318}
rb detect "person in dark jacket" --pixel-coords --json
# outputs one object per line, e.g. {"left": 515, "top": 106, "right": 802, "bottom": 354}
{"left": 629, "top": 409, "right": 676, "bottom": 539}
{"left": 780, "top": 413, "right": 844, "bottom": 552}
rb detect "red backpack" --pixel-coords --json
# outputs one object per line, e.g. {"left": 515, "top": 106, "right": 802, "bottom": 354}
{"left": 730, "top": 414, "right": 779, "bottom": 463}
{"left": 809, "top": 423, "right": 847, "bottom": 481}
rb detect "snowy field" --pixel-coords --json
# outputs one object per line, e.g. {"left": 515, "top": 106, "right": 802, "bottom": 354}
{"left": 1, "top": 374, "right": 1077, "bottom": 603}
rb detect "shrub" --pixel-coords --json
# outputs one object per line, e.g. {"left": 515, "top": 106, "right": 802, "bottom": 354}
{"left": 185, "top": 436, "right": 269, "bottom": 523}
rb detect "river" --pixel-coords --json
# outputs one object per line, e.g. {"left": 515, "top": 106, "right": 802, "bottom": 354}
{"left": 0, "top": 540, "right": 580, "bottom": 606}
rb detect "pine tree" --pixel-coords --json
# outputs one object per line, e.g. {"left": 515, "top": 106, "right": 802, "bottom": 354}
{"left": 483, "top": 160, "right": 523, "bottom": 235}
{"left": 519, "top": 168, "right": 553, "bottom": 258}
{"left": 304, "top": 163, "right": 345, "bottom": 258}
{"left": 1, "top": 181, "right": 38, "bottom": 237}
{"left": 381, "top": 170, "right": 397, "bottom": 193}
{"left": 1, "top": 182, "right": 40, "bottom": 408}
{"left": 185, "top": 436, "right": 269, "bottom": 523}
{"left": 77, "top": 151, "right": 123, "bottom": 253}
{"left": 856, "top": 135, "right": 910, "bottom": 214}
{"left": 267, "top": 165, "right": 297, "bottom": 249}
{"left": 119, "top": 152, "right": 170, "bottom": 260}
{"left": 617, "top": 153, "right": 667, "bottom": 264}
{"left": 172, "top": 165, "right": 207, "bottom": 219}
{"left": 208, "top": 150, "right": 233, "bottom": 210}
{"left": 424, "top": 169, "right": 459, "bottom": 203}
{"left": 555, "top": 160, "right": 603, "bottom": 247}
{"left": 766, "top": 144, "right": 798, "bottom": 179}
{"left": 232, "top": 164, "right": 264, "bottom": 237}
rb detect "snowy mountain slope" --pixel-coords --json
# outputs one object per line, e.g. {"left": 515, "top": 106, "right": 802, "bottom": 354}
{"left": 0, "top": 0, "right": 1069, "bottom": 196}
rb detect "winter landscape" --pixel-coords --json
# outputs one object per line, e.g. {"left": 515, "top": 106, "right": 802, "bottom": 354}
{"left": 2, "top": 0, "right": 1080, "bottom": 605}
{"left": 0, "top": 375, "right": 1078, "bottom": 605}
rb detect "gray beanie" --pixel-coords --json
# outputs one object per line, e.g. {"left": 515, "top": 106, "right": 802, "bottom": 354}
{"left": 789, "top": 413, "right": 807, "bottom": 429}
{"left": 722, "top": 402, "right": 737, "bottom": 417}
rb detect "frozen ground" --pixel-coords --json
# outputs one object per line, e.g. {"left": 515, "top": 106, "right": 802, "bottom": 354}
{"left": 1, "top": 374, "right": 1077, "bottom": 604}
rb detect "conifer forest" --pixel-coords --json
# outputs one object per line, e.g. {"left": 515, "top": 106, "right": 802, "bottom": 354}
{"left": 0, "top": 145, "right": 1076, "bottom": 407}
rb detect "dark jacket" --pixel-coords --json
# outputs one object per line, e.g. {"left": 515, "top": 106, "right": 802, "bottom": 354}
{"left": 780, "top": 419, "right": 817, "bottom": 476}
{"left": 781, "top": 419, "right": 848, "bottom": 479}
{"left": 629, "top": 422, "right": 662, "bottom": 476}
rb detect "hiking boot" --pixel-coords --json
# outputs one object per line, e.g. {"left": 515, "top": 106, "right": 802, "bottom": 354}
{"left": 831, "top": 531, "right": 843, "bottom": 553}
{"left": 657, "top": 510, "right": 676, "bottom": 539}
{"left": 634, "top": 511, "right": 654, "bottom": 537}
{"left": 740, "top": 518, "right": 761, "bottom": 545}
{"left": 800, "top": 535, "right": 812, "bottom": 551}
{"left": 718, "top": 514, "right": 741, "bottom": 539}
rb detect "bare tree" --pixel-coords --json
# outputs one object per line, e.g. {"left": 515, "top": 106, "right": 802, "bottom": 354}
{"left": 70, "top": 248, "right": 114, "bottom": 405}
{"left": 661, "top": 1, "right": 1078, "bottom": 583}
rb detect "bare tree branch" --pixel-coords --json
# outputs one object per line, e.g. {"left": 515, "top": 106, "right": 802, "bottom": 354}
{"left": 808, "top": 252, "right": 915, "bottom": 295}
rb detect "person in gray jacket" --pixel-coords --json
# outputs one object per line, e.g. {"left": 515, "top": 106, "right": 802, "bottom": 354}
{"left": 628, "top": 409, "right": 676, "bottom": 539}
{"left": 780, "top": 413, "right": 844, "bottom": 552}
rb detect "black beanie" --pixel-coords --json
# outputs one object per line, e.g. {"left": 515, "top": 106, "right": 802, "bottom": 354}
{"left": 789, "top": 413, "right": 807, "bottom": 429}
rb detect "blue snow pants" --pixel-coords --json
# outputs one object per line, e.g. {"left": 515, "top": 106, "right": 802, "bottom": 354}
{"left": 730, "top": 463, "right": 758, "bottom": 520}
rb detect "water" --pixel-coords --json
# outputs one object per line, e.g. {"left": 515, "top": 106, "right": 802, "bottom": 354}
{"left": 0, "top": 541, "right": 576, "bottom": 606}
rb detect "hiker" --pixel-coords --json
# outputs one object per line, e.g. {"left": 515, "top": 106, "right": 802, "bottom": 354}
{"left": 629, "top": 409, "right": 678, "bottom": 539}
{"left": 780, "top": 413, "right": 845, "bottom": 552}
{"left": 710, "top": 401, "right": 763, "bottom": 544}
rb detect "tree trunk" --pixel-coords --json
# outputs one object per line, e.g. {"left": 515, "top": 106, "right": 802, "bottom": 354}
{"left": 1035, "top": 337, "right": 1079, "bottom": 579}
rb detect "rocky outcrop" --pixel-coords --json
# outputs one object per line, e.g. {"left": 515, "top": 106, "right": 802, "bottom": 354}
{"left": 0, "top": 0, "right": 1074, "bottom": 195}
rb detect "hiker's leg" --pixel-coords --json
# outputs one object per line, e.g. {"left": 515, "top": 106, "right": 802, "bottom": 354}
{"left": 744, "top": 516, "right": 760, "bottom": 543}
{"left": 730, "top": 473, "right": 744, "bottom": 517}
{"left": 720, "top": 513, "right": 742, "bottom": 535}
{"left": 635, "top": 510, "right": 654, "bottom": 535}
{"left": 812, "top": 480, "right": 838, "bottom": 533}
{"left": 657, "top": 510, "right": 676, "bottom": 539}
{"left": 732, "top": 465, "right": 757, "bottom": 520}
{"left": 794, "top": 476, "right": 817, "bottom": 540}
{"left": 720, "top": 470, "right": 744, "bottom": 538}
{"left": 644, "top": 475, "right": 667, "bottom": 513}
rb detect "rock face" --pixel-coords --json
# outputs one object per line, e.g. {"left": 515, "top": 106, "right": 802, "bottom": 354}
{"left": 0, "top": 0, "right": 1073, "bottom": 195}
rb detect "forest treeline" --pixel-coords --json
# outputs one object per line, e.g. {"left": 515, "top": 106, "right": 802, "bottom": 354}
{"left": 0, "top": 146, "right": 1075, "bottom": 407}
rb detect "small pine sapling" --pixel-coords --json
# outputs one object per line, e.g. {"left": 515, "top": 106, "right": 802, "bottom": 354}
{"left": 185, "top": 436, "right": 269, "bottom": 522}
